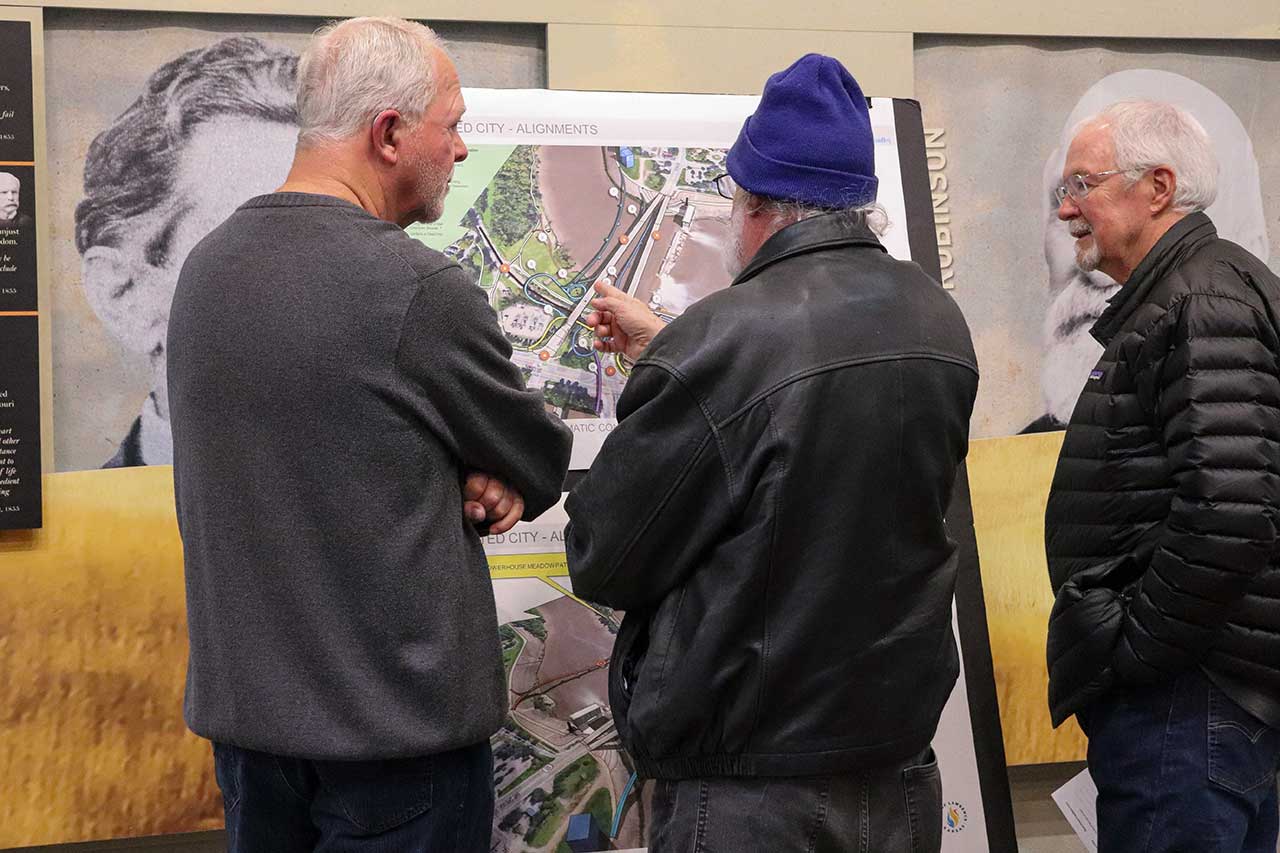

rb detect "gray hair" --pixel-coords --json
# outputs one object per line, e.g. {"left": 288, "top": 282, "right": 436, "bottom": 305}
{"left": 1082, "top": 100, "right": 1218, "bottom": 213}
{"left": 296, "top": 17, "right": 444, "bottom": 148}
{"left": 745, "top": 191, "right": 890, "bottom": 237}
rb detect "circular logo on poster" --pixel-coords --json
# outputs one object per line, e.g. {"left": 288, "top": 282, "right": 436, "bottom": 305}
{"left": 944, "top": 801, "right": 968, "bottom": 833}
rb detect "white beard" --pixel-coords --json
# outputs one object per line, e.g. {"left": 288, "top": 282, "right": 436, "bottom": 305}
{"left": 1041, "top": 270, "right": 1119, "bottom": 423}
{"left": 722, "top": 200, "right": 747, "bottom": 279}
{"left": 1069, "top": 219, "right": 1102, "bottom": 272}
{"left": 1076, "top": 239, "right": 1101, "bottom": 272}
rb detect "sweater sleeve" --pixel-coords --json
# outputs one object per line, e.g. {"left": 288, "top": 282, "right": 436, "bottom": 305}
{"left": 1114, "top": 290, "right": 1280, "bottom": 682}
{"left": 394, "top": 264, "right": 572, "bottom": 518}
{"left": 564, "top": 359, "right": 733, "bottom": 610}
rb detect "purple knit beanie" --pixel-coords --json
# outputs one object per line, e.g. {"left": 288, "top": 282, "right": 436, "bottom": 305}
{"left": 726, "top": 53, "right": 878, "bottom": 208}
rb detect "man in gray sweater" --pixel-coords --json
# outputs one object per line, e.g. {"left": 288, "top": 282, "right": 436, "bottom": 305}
{"left": 167, "top": 17, "right": 572, "bottom": 852}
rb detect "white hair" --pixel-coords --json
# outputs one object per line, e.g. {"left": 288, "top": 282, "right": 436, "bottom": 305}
{"left": 1079, "top": 100, "right": 1218, "bottom": 213}
{"left": 296, "top": 17, "right": 444, "bottom": 148}
{"left": 745, "top": 191, "right": 890, "bottom": 237}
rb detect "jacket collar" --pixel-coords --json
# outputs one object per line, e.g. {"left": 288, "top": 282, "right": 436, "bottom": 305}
{"left": 731, "top": 210, "right": 886, "bottom": 287}
{"left": 1091, "top": 211, "right": 1217, "bottom": 346}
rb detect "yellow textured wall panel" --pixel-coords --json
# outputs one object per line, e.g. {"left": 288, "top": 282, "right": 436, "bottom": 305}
{"left": 0, "top": 467, "right": 217, "bottom": 848}
{"left": 968, "top": 431, "right": 1087, "bottom": 765}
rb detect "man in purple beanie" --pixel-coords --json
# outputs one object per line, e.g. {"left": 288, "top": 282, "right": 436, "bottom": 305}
{"left": 564, "top": 55, "right": 977, "bottom": 851}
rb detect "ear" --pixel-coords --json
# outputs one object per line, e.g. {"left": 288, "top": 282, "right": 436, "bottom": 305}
{"left": 369, "top": 109, "right": 404, "bottom": 166}
{"left": 81, "top": 245, "right": 131, "bottom": 314}
{"left": 81, "top": 245, "right": 149, "bottom": 351}
{"left": 741, "top": 193, "right": 770, "bottom": 219}
{"left": 1148, "top": 165, "right": 1177, "bottom": 215}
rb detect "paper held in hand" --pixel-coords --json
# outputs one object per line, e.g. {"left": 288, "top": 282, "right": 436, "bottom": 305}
{"left": 1051, "top": 768, "right": 1098, "bottom": 852}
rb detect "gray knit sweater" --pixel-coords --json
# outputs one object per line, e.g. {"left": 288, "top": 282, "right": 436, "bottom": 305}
{"left": 168, "top": 192, "right": 571, "bottom": 759}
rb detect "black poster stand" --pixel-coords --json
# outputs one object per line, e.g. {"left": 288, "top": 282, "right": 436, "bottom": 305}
{"left": 0, "top": 19, "right": 42, "bottom": 529}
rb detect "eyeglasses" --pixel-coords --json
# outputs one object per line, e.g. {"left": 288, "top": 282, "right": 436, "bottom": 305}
{"left": 1053, "top": 170, "right": 1127, "bottom": 205}
{"left": 714, "top": 173, "right": 739, "bottom": 200}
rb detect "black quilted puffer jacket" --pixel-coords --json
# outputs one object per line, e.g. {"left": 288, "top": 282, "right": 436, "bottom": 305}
{"left": 1045, "top": 212, "right": 1280, "bottom": 729}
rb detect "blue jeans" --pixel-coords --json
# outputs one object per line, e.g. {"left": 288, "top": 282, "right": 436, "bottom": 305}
{"left": 1080, "top": 670, "right": 1280, "bottom": 853}
{"left": 647, "top": 748, "right": 942, "bottom": 853}
{"left": 212, "top": 740, "right": 494, "bottom": 853}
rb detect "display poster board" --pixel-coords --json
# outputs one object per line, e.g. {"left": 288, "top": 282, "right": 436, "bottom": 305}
{"left": 0, "top": 19, "right": 42, "bottom": 529}
{"left": 409, "top": 88, "right": 1016, "bottom": 853}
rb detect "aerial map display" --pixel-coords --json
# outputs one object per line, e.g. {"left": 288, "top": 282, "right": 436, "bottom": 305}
{"left": 427, "top": 143, "right": 728, "bottom": 428}
{"left": 410, "top": 89, "right": 910, "bottom": 469}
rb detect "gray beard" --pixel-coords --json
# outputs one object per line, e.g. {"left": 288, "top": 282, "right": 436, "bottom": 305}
{"left": 413, "top": 156, "right": 449, "bottom": 224}
{"left": 722, "top": 202, "right": 747, "bottom": 278}
{"left": 1076, "top": 240, "right": 1102, "bottom": 272}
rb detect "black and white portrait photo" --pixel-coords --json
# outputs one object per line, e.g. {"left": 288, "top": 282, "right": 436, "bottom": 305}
{"left": 73, "top": 36, "right": 299, "bottom": 467}
{"left": 0, "top": 170, "right": 33, "bottom": 228}
{"left": 915, "top": 37, "right": 1280, "bottom": 438}
{"left": 1028, "top": 68, "right": 1269, "bottom": 432}
{"left": 46, "top": 12, "right": 542, "bottom": 470}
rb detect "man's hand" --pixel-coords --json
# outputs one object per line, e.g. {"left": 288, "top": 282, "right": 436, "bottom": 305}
{"left": 585, "top": 281, "right": 664, "bottom": 362}
{"left": 463, "top": 472, "right": 525, "bottom": 535}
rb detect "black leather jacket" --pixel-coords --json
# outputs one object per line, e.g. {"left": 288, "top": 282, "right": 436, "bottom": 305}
{"left": 565, "top": 212, "right": 979, "bottom": 778}
{"left": 1046, "top": 213, "right": 1280, "bottom": 730}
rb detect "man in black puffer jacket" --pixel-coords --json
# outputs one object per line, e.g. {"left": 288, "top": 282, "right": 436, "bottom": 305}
{"left": 1045, "top": 100, "right": 1280, "bottom": 853}
{"left": 565, "top": 55, "right": 978, "bottom": 853}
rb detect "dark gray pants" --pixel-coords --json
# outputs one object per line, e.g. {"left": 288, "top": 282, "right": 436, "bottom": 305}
{"left": 648, "top": 749, "right": 942, "bottom": 853}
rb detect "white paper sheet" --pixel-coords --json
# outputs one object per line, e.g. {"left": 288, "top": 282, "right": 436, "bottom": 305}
{"left": 1051, "top": 768, "right": 1099, "bottom": 852}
